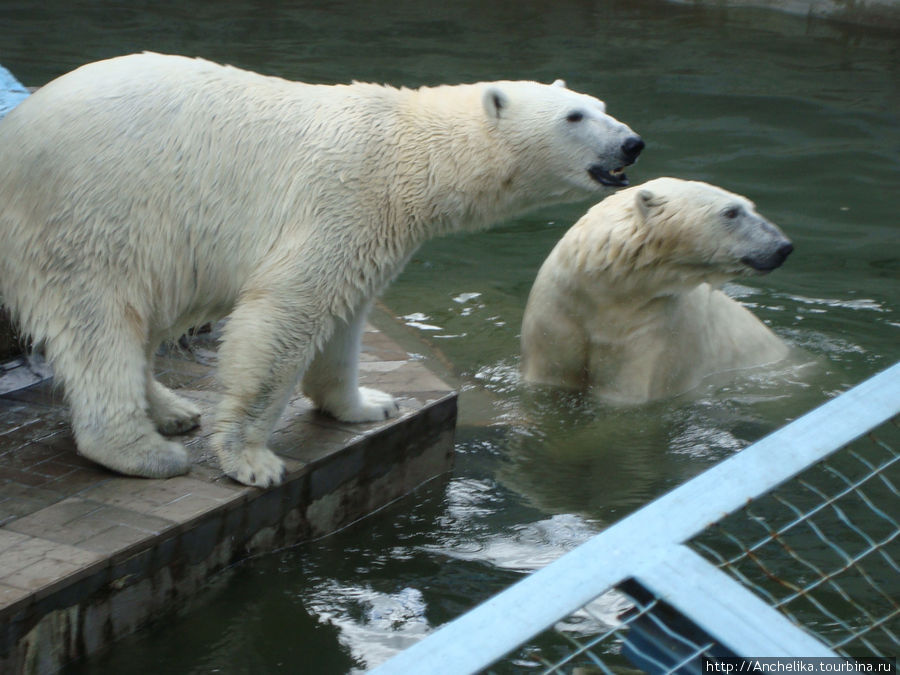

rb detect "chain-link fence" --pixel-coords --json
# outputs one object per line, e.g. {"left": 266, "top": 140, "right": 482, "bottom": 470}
{"left": 497, "top": 416, "right": 898, "bottom": 674}
{"left": 692, "top": 420, "right": 898, "bottom": 659}
{"left": 497, "top": 582, "right": 727, "bottom": 674}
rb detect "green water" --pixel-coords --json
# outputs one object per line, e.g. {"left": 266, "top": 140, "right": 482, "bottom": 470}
{"left": 2, "top": 0, "right": 898, "bottom": 672}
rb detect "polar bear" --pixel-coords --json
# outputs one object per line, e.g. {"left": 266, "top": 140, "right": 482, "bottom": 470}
{"left": 0, "top": 52, "right": 644, "bottom": 486}
{"left": 520, "top": 178, "right": 793, "bottom": 403}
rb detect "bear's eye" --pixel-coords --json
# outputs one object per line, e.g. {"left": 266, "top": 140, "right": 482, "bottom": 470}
{"left": 723, "top": 206, "right": 741, "bottom": 219}
{"left": 566, "top": 111, "right": 585, "bottom": 123}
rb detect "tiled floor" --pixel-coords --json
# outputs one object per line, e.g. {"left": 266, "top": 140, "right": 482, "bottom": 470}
{"left": 0, "top": 323, "right": 457, "bottom": 671}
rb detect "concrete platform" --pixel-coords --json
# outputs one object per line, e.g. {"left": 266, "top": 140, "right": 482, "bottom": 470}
{"left": 0, "top": 321, "right": 457, "bottom": 673}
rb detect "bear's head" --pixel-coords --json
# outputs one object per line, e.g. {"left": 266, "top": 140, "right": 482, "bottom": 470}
{"left": 480, "top": 79, "right": 644, "bottom": 198}
{"left": 631, "top": 177, "right": 793, "bottom": 284}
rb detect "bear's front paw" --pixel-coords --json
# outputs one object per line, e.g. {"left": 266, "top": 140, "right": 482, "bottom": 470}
{"left": 330, "top": 387, "right": 400, "bottom": 423}
{"left": 221, "top": 444, "right": 287, "bottom": 488}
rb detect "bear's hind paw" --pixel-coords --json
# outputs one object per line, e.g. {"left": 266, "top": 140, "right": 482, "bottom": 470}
{"left": 143, "top": 439, "right": 192, "bottom": 478}
{"left": 153, "top": 407, "right": 202, "bottom": 436}
{"left": 148, "top": 383, "right": 202, "bottom": 435}
{"left": 79, "top": 433, "right": 190, "bottom": 479}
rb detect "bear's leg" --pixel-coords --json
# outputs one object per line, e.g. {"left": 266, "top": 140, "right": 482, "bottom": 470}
{"left": 302, "top": 301, "right": 400, "bottom": 422}
{"left": 209, "top": 292, "right": 313, "bottom": 487}
{"left": 145, "top": 349, "right": 202, "bottom": 435}
{"left": 49, "top": 330, "right": 191, "bottom": 478}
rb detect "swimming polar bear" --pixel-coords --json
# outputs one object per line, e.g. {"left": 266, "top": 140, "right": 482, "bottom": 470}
{"left": 521, "top": 178, "right": 793, "bottom": 403}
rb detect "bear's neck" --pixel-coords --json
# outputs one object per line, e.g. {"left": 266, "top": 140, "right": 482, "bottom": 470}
{"left": 560, "top": 214, "right": 718, "bottom": 303}
{"left": 389, "top": 86, "right": 551, "bottom": 240}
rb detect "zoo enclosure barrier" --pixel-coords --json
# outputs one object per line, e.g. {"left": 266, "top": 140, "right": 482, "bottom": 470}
{"left": 372, "top": 361, "right": 900, "bottom": 674}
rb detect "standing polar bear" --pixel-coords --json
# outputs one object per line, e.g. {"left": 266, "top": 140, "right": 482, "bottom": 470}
{"left": 521, "top": 178, "right": 793, "bottom": 403}
{"left": 0, "top": 52, "right": 644, "bottom": 486}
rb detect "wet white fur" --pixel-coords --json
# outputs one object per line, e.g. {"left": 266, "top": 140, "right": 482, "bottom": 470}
{"left": 521, "top": 178, "right": 792, "bottom": 403}
{"left": 0, "top": 53, "right": 639, "bottom": 486}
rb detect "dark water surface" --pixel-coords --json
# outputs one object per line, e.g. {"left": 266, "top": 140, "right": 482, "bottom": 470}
{"left": 2, "top": 1, "right": 898, "bottom": 672}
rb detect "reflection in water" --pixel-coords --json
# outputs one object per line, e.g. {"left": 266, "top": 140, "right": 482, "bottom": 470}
{"left": 305, "top": 584, "right": 429, "bottom": 670}
{"left": 8, "top": 0, "right": 897, "bottom": 672}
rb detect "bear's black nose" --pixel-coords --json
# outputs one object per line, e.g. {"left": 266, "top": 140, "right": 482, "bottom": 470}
{"left": 776, "top": 241, "right": 794, "bottom": 264}
{"left": 622, "top": 136, "right": 645, "bottom": 162}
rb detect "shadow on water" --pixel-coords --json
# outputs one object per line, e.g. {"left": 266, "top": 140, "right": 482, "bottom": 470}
{"left": 3, "top": 0, "right": 897, "bottom": 672}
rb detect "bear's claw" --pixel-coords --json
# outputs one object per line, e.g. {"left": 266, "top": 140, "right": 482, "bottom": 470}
{"left": 222, "top": 444, "right": 287, "bottom": 488}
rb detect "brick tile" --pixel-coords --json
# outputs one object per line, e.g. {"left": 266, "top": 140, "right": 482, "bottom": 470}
{"left": 359, "top": 361, "right": 450, "bottom": 396}
{"left": 2, "top": 551, "right": 99, "bottom": 592}
{"left": 0, "top": 441, "right": 64, "bottom": 468}
{"left": 4, "top": 499, "right": 106, "bottom": 543}
{"left": 0, "top": 531, "right": 102, "bottom": 586}
{"left": 0, "top": 415, "right": 69, "bottom": 447}
{"left": 144, "top": 495, "right": 226, "bottom": 523}
{"left": 97, "top": 505, "right": 174, "bottom": 534}
{"left": 74, "top": 524, "right": 162, "bottom": 555}
{"left": 0, "top": 529, "right": 31, "bottom": 552}
{"left": 0, "top": 465, "right": 53, "bottom": 488}
{"left": 360, "top": 328, "right": 409, "bottom": 361}
{"left": 28, "top": 460, "right": 79, "bottom": 479}
{"left": 4, "top": 498, "right": 175, "bottom": 553}
{"left": 53, "top": 451, "right": 106, "bottom": 471}
{"left": 0, "top": 483, "right": 62, "bottom": 526}
{"left": 46, "top": 468, "right": 113, "bottom": 497}
{"left": 31, "top": 431, "right": 78, "bottom": 454}
{"left": 184, "top": 461, "right": 235, "bottom": 486}
{"left": 0, "top": 404, "right": 54, "bottom": 442}
{"left": 0, "top": 581, "right": 29, "bottom": 607}
{"left": 81, "top": 476, "right": 239, "bottom": 522}
{"left": 270, "top": 419, "right": 358, "bottom": 464}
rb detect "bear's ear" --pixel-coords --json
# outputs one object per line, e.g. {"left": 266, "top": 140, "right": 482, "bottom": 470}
{"left": 636, "top": 188, "right": 664, "bottom": 220}
{"left": 551, "top": 79, "right": 567, "bottom": 89}
{"left": 482, "top": 86, "right": 508, "bottom": 121}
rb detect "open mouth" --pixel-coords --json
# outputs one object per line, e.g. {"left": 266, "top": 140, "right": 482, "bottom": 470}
{"left": 740, "top": 256, "right": 780, "bottom": 274}
{"left": 588, "top": 165, "right": 629, "bottom": 187}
